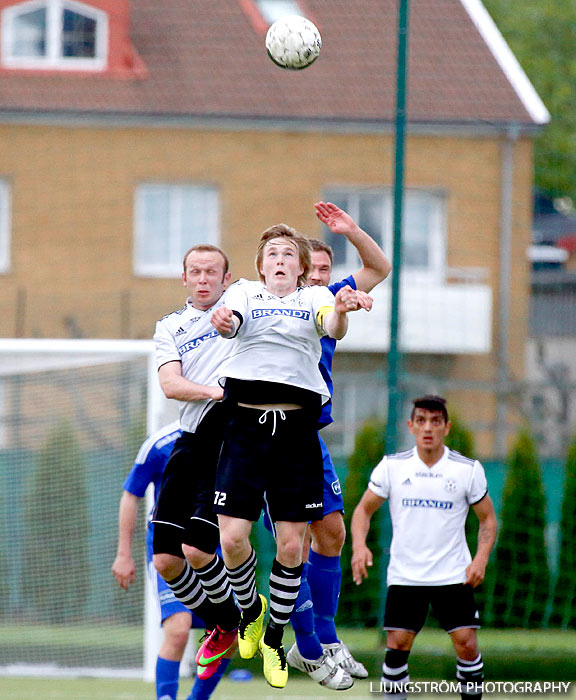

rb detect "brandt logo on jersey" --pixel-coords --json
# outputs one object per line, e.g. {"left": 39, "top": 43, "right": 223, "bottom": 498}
{"left": 402, "top": 498, "right": 453, "bottom": 510}
{"left": 252, "top": 308, "right": 311, "bottom": 321}
{"left": 178, "top": 329, "right": 219, "bottom": 356}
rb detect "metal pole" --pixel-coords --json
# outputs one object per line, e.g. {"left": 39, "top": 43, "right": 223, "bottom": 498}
{"left": 386, "top": 0, "right": 410, "bottom": 454}
{"left": 380, "top": 0, "right": 410, "bottom": 636}
{"left": 494, "top": 126, "right": 518, "bottom": 457}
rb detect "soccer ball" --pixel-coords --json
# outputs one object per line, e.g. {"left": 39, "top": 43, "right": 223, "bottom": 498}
{"left": 265, "top": 15, "right": 322, "bottom": 71}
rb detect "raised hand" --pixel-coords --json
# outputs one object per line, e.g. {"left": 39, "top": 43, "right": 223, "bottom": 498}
{"left": 314, "top": 201, "right": 358, "bottom": 236}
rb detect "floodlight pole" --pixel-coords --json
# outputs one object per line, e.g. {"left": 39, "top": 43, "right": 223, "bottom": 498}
{"left": 380, "top": 0, "right": 410, "bottom": 637}
{"left": 386, "top": 0, "right": 410, "bottom": 455}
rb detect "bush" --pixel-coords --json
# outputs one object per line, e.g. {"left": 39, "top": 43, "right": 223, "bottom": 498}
{"left": 549, "top": 436, "right": 576, "bottom": 627}
{"left": 337, "top": 420, "right": 386, "bottom": 628}
{"left": 444, "top": 412, "right": 475, "bottom": 456}
{"left": 490, "top": 430, "right": 550, "bottom": 627}
{"left": 21, "top": 422, "right": 90, "bottom": 623}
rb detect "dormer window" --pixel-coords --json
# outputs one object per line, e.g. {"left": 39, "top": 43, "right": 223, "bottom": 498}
{"left": 2, "top": 0, "right": 107, "bottom": 70}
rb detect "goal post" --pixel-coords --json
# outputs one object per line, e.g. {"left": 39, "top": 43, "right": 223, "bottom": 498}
{"left": 0, "top": 338, "right": 175, "bottom": 679}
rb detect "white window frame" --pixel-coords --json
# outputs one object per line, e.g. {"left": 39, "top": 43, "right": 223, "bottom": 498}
{"left": 323, "top": 186, "right": 446, "bottom": 284}
{"left": 133, "top": 183, "right": 220, "bottom": 278}
{"left": 0, "top": 180, "right": 11, "bottom": 275}
{"left": 255, "top": 0, "right": 304, "bottom": 24}
{"left": 1, "top": 0, "right": 108, "bottom": 70}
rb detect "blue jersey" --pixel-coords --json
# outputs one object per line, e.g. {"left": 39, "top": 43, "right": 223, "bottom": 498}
{"left": 122, "top": 421, "right": 181, "bottom": 519}
{"left": 318, "top": 275, "right": 357, "bottom": 428}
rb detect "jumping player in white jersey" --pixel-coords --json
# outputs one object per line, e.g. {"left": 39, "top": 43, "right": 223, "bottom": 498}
{"left": 208, "top": 225, "right": 372, "bottom": 688}
{"left": 287, "top": 201, "right": 391, "bottom": 689}
{"left": 351, "top": 396, "right": 498, "bottom": 700}
{"left": 151, "top": 245, "right": 241, "bottom": 682}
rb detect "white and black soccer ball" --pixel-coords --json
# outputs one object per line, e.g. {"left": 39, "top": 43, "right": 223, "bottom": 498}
{"left": 265, "top": 15, "right": 322, "bottom": 71}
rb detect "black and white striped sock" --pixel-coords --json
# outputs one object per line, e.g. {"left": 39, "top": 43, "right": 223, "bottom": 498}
{"left": 457, "top": 654, "right": 484, "bottom": 699}
{"left": 264, "top": 558, "right": 303, "bottom": 648}
{"left": 195, "top": 555, "right": 240, "bottom": 631}
{"left": 226, "top": 548, "right": 259, "bottom": 614}
{"left": 382, "top": 648, "right": 410, "bottom": 700}
{"left": 165, "top": 561, "right": 217, "bottom": 629}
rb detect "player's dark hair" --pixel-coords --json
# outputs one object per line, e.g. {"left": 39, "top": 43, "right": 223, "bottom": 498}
{"left": 182, "top": 245, "right": 229, "bottom": 277}
{"left": 308, "top": 238, "right": 334, "bottom": 266}
{"left": 411, "top": 395, "right": 449, "bottom": 423}
{"left": 256, "top": 224, "right": 311, "bottom": 287}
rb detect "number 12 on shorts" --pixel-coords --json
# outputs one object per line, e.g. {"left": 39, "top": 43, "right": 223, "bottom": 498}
{"left": 214, "top": 491, "right": 226, "bottom": 506}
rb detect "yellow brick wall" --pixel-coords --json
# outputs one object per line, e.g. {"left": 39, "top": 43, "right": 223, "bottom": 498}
{"left": 0, "top": 123, "right": 534, "bottom": 452}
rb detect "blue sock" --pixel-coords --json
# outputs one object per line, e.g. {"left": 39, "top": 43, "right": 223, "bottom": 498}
{"left": 187, "top": 658, "right": 231, "bottom": 700}
{"left": 307, "top": 550, "right": 341, "bottom": 644}
{"left": 290, "top": 563, "right": 323, "bottom": 660}
{"left": 156, "top": 657, "right": 180, "bottom": 700}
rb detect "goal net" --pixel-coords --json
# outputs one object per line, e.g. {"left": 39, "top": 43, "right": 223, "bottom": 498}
{"left": 0, "top": 339, "right": 175, "bottom": 679}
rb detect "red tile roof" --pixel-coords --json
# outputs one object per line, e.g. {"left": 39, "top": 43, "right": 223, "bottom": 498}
{"left": 0, "top": 0, "right": 547, "bottom": 126}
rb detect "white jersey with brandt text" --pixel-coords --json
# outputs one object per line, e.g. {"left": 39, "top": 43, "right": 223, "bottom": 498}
{"left": 369, "top": 446, "right": 488, "bottom": 586}
{"left": 153, "top": 294, "right": 232, "bottom": 433}
{"left": 218, "top": 280, "right": 334, "bottom": 404}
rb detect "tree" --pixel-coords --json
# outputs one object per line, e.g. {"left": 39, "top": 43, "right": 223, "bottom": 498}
{"left": 21, "top": 422, "right": 90, "bottom": 623}
{"left": 490, "top": 430, "right": 550, "bottom": 627}
{"left": 337, "top": 420, "right": 386, "bottom": 628}
{"left": 549, "top": 435, "right": 576, "bottom": 627}
{"left": 483, "top": 0, "right": 576, "bottom": 203}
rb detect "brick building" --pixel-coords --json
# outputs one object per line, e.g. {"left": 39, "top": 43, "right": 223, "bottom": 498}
{"left": 0, "top": 0, "right": 549, "bottom": 453}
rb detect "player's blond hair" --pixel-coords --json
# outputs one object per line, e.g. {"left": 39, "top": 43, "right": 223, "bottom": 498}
{"left": 255, "top": 224, "right": 311, "bottom": 287}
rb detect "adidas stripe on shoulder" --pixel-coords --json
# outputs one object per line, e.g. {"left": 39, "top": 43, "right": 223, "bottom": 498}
{"left": 447, "top": 449, "right": 476, "bottom": 467}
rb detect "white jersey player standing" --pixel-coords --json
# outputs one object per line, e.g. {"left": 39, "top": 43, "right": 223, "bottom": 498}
{"left": 351, "top": 395, "right": 497, "bottom": 700}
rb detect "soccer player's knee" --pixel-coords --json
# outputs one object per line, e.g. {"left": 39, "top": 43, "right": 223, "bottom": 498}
{"left": 153, "top": 553, "right": 180, "bottom": 580}
{"left": 277, "top": 536, "right": 305, "bottom": 564}
{"left": 219, "top": 528, "right": 246, "bottom": 558}
{"left": 455, "top": 637, "right": 479, "bottom": 659}
{"left": 165, "top": 623, "right": 190, "bottom": 652}
{"left": 312, "top": 513, "right": 346, "bottom": 555}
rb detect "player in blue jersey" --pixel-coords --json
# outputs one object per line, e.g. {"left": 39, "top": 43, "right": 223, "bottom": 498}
{"left": 286, "top": 201, "right": 392, "bottom": 688}
{"left": 112, "top": 422, "right": 233, "bottom": 700}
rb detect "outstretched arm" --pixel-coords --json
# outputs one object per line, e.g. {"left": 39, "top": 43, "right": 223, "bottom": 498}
{"left": 315, "top": 201, "right": 391, "bottom": 293}
{"left": 351, "top": 489, "right": 385, "bottom": 585}
{"left": 466, "top": 494, "right": 498, "bottom": 588}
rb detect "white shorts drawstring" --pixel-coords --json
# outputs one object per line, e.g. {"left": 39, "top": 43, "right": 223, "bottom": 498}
{"left": 258, "top": 409, "right": 286, "bottom": 436}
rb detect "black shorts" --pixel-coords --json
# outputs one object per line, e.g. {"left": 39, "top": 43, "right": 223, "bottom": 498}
{"left": 384, "top": 584, "right": 480, "bottom": 634}
{"left": 152, "top": 403, "right": 226, "bottom": 557}
{"left": 214, "top": 405, "right": 324, "bottom": 523}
